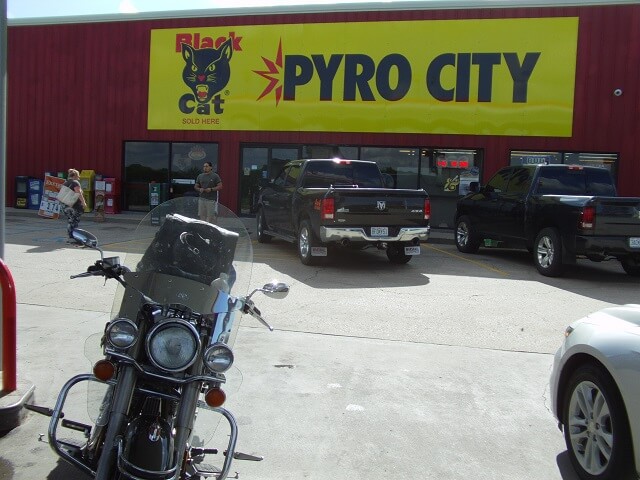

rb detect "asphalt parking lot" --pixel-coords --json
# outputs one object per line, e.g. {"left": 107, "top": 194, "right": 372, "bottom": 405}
{"left": 1, "top": 209, "right": 638, "bottom": 479}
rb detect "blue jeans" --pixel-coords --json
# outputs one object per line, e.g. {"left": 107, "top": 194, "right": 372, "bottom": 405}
{"left": 63, "top": 206, "right": 83, "bottom": 238}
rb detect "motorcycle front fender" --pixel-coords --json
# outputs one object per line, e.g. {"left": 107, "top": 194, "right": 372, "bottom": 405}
{"left": 118, "top": 415, "right": 177, "bottom": 479}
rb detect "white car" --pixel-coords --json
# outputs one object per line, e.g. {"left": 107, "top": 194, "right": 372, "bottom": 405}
{"left": 550, "top": 304, "right": 640, "bottom": 480}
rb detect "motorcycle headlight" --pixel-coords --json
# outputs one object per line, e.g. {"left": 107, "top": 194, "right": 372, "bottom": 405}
{"left": 106, "top": 318, "right": 138, "bottom": 349}
{"left": 203, "top": 343, "right": 234, "bottom": 373}
{"left": 146, "top": 320, "right": 200, "bottom": 372}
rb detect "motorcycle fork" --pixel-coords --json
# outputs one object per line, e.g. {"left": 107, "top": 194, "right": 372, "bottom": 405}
{"left": 94, "top": 364, "right": 137, "bottom": 480}
{"left": 172, "top": 380, "right": 202, "bottom": 476}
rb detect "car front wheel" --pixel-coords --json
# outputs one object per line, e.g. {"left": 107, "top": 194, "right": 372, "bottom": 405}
{"left": 562, "top": 364, "right": 634, "bottom": 480}
{"left": 534, "top": 227, "right": 564, "bottom": 276}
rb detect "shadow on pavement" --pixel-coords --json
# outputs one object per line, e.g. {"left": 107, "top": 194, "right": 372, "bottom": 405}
{"left": 555, "top": 451, "right": 580, "bottom": 480}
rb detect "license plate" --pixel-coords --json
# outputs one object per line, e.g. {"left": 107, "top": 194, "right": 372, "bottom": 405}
{"left": 311, "top": 247, "right": 328, "bottom": 257}
{"left": 630, "top": 237, "right": 640, "bottom": 248}
{"left": 371, "top": 227, "right": 388, "bottom": 237}
{"left": 404, "top": 246, "right": 421, "bottom": 255}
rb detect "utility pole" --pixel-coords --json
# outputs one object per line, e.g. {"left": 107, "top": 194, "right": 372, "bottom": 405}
{"left": 0, "top": 0, "right": 6, "bottom": 260}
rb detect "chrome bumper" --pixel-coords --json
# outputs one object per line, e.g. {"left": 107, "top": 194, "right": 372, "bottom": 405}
{"left": 320, "top": 226, "right": 430, "bottom": 243}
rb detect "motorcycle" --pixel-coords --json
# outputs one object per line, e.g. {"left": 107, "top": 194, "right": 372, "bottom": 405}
{"left": 25, "top": 197, "right": 289, "bottom": 479}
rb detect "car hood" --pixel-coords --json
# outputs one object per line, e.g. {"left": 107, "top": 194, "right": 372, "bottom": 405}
{"left": 578, "top": 304, "right": 640, "bottom": 334}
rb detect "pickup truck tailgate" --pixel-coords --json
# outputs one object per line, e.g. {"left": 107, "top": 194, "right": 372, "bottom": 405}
{"left": 331, "top": 188, "right": 428, "bottom": 227}
{"left": 593, "top": 197, "right": 640, "bottom": 236}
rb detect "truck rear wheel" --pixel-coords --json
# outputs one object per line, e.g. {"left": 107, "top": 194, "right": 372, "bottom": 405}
{"left": 386, "top": 243, "right": 412, "bottom": 264}
{"left": 455, "top": 215, "right": 481, "bottom": 253}
{"left": 621, "top": 257, "right": 640, "bottom": 276}
{"left": 298, "top": 219, "right": 325, "bottom": 266}
{"left": 534, "top": 227, "right": 564, "bottom": 277}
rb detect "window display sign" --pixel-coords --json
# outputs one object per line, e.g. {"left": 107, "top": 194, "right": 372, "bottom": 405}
{"left": 148, "top": 17, "right": 578, "bottom": 137}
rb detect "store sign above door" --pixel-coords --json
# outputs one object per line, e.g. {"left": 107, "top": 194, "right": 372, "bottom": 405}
{"left": 147, "top": 17, "right": 578, "bottom": 136}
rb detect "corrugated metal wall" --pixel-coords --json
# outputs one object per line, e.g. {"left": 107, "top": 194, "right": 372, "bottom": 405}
{"left": 6, "top": 3, "right": 640, "bottom": 209}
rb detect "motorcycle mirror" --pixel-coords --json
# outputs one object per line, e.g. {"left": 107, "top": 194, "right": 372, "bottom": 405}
{"left": 261, "top": 282, "right": 290, "bottom": 299}
{"left": 71, "top": 228, "right": 98, "bottom": 248}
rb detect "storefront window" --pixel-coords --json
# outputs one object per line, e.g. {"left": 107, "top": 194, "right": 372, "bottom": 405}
{"left": 302, "top": 145, "right": 358, "bottom": 160}
{"left": 510, "top": 150, "right": 619, "bottom": 182}
{"left": 360, "top": 147, "right": 419, "bottom": 189}
{"left": 564, "top": 152, "right": 618, "bottom": 179}
{"left": 124, "top": 142, "right": 170, "bottom": 210}
{"left": 510, "top": 151, "right": 562, "bottom": 166}
{"left": 420, "top": 149, "right": 480, "bottom": 197}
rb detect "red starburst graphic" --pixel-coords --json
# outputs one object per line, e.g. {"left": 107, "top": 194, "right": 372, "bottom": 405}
{"left": 254, "top": 40, "right": 283, "bottom": 105}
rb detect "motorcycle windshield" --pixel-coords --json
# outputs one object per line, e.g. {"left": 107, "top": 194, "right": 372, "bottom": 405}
{"left": 110, "top": 197, "right": 253, "bottom": 350}
{"left": 87, "top": 198, "right": 251, "bottom": 423}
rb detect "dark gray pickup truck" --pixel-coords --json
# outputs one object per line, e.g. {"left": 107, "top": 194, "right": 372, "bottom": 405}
{"left": 256, "top": 158, "right": 431, "bottom": 265}
{"left": 454, "top": 164, "right": 640, "bottom": 276}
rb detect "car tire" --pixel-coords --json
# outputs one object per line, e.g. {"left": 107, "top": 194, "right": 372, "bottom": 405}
{"left": 534, "top": 227, "right": 564, "bottom": 277}
{"left": 562, "top": 364, "right": 634, "bottom": 480}
{"left": 256, "top": 208, "right": 272, "bottom": 244}
{"left": 386, "top": 242, "right": 412, "bottom": 264}
{"left": 298, "top": 219, "right": 325, "bottom": 266}
{"left": 620, "top": 257, "right": 640, "bottom": 276}
{"left": 455, "top": 215, "right": 481, "bottom": 253}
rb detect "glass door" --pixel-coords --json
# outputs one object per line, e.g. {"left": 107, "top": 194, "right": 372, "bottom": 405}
{"left": 169, "top": 143, "right": 219, "bottom": 198}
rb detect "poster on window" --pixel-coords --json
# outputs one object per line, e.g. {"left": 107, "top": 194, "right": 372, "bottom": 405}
{"left": 38, "top": 175, "right": 65, "bottom": 219}
{"left": 459, "top": 167, "right": 481, "bottom": 195}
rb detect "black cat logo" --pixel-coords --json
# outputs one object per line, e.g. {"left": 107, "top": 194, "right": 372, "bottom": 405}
{"left": 178, "top": 38, "right": 233, "bottom": 115}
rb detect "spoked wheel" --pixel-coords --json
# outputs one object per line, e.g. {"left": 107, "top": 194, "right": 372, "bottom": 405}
{"left": 455, "top": 215, "right": 481, "bottom": 253}
{"left": 534, "top": 227, "right": 564, "bottom": 277}
{"left": 562, "top": 364, "right": 634, "bottom": 480}
{"left": 298, "top": 219, "right": 325, "bottom": 266}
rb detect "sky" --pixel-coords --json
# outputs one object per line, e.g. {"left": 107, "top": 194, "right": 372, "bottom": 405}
{"left": 6, "top": 0, "right": 398, "bottom": 18}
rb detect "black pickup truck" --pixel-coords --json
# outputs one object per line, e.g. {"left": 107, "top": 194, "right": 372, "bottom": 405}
{"left": 256, "top": 158, "right": 431, "bottom": 265}
{"left": 454, "top": 164, "right": 640, "bottom": 277}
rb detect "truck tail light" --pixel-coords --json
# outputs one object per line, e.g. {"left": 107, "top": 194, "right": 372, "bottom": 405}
{"left": 424, "top": 198, "right": 431, "bottom": 221}
{"left": 579, "top": 206, "right": 595, "bottom": 230}
{"left": 321, "top": 198, "right": 334, "bottom": 220}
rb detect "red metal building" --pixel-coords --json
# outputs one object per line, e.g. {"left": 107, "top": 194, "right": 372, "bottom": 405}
{"left": 6, "top": 0, "right": 640, "bottom": 227}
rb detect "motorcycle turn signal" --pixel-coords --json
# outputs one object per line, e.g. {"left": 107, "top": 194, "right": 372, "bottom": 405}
{"left": 205, "top": 387, "right": 226, "bottom": 407}
{"left": 93, "top": 360, "right": 116, "bottom": 381}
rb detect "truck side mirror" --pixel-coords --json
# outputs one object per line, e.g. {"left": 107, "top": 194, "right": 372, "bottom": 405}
{"left": 258, "top": 178, "right": 271, "bottom": 188}
{"left": 469, "top": 181, "right": 480, "bottom": 193}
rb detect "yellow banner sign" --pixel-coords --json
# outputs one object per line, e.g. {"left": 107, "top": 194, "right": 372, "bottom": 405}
{"left": 148, "top": 17, "right": 578, "bottom": 136}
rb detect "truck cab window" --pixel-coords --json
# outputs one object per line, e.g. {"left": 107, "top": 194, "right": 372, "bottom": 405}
{"left": 486, "top": 168, "right": 513, "bottom": 193}
{"left": 273, "top": 167, "right": 290, "bottom": 187}
{"left": 505, "top": 167, "right": 532, "bottom": 195}
{"left": 536, "top": 169, "right": 585, "bottom": 195}
{"left": 585, "top": 169, "right": 617, "bottom": 196}
{"left": 284, "top": 165, "right": 301, "bottom": 188}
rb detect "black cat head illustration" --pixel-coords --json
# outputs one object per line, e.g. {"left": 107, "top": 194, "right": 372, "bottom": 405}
{"left": 181, "top": 38, "right": 233, "bottom": 104}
